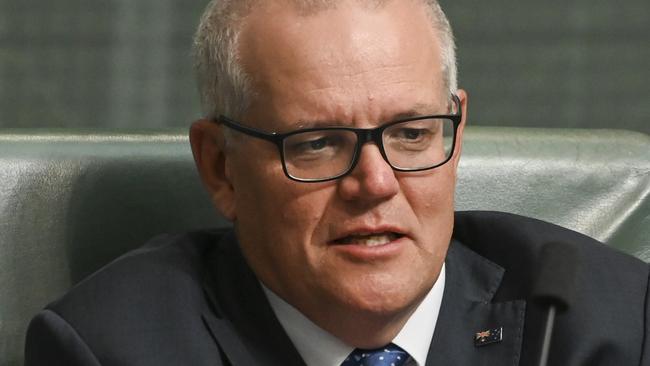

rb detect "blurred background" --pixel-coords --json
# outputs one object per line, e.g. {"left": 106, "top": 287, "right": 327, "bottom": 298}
{"left": 0, "top": 0, "right": 648, "bottom": 133}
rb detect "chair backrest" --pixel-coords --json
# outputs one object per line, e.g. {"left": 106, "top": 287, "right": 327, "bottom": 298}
{"left": 1, "top": 127, "right": 648, "bottom": 366}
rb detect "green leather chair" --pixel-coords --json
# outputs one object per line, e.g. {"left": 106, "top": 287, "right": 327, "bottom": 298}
{"left": 1, "top": 127, "right": 648, "bottom": 366}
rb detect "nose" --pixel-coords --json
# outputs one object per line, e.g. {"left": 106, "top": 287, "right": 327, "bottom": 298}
{"left": 337, "top": 143, "right": 399, "bottom": 201}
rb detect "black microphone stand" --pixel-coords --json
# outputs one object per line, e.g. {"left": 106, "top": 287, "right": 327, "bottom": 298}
{"left": 532, "top": 242, "right": 579, "bottom": 366}
{"left": 538, "top": 304, "right": 556, "bottom": 366}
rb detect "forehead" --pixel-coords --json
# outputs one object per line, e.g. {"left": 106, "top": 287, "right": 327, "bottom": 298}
{"left": 239, "top": 0, "right": 444, "bottom": 128}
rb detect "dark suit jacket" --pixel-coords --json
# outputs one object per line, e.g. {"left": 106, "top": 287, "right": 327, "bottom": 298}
{"left": 25, "top": 211, "right": 650, "bottom": 365}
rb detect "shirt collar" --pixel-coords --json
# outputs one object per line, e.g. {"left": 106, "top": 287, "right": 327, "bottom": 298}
{"left": 262, "top": 264, "right": 445, "bottom": 366}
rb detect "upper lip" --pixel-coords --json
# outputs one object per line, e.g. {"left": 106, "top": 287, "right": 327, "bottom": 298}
{"left": 329, "top": 225, "right": 409, "bottom": 243}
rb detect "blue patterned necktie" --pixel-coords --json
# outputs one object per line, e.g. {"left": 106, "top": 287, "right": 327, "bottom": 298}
{"left": 341, "top": 343, "right": 410, "bottom": 366}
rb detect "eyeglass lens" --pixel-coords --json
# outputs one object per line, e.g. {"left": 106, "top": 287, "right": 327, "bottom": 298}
{"left": 282, "top": 118, "right": 455, "bottom": 180}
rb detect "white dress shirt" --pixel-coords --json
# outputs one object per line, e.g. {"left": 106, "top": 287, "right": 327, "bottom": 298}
{"left": 262, "top": 264, "right": 446, "bottom": 366}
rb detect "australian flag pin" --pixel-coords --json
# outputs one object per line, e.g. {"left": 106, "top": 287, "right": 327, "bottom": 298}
{"left": 474, "top": 327, "right": 503, "bottom": 347}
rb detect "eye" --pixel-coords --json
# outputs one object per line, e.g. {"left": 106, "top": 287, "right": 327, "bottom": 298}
{"left": 290, "top": 135, "right": 337, "bottom": 154}
{"left": 284, "top": 131, "right": 353, "bottom": 162}
{"left": 390, "top": 127, "right": 432, "bottom": 143}
{"left": 305, "top": 137, "right": 328, "bottom": 151}
{"left": 383, "top": 120, "right": 441, "bottom": 153}
{"left": 398, "top": 128, "right": 428, "bottom": 141}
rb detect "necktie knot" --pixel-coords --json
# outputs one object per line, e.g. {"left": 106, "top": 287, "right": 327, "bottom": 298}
{"left": 341, "top": 343, "right": 409, "bottom": 366}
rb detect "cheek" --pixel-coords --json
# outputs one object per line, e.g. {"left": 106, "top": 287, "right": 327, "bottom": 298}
{"left": 229, "top": 150, "right": 286, "bottom": 215}
{"left": 401, "top": 167, "right": 456, "bottom": 254}
{"left": 232, "top": 168, "right": 337, "bottom": 294}
{"left": 256, "top": 176, "right": 331, "bottom": 225}
{"left": 405, "top": 166, "right": 456, "bottom": 214}
{"left": 231, "top": 154, "right": 333, "bottom": 249}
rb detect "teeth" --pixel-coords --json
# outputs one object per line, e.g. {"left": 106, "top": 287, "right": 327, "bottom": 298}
{"left": 337, "top": 232, "right": 399, "bottom": 246}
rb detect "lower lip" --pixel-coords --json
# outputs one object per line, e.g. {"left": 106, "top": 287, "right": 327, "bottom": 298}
{"left": 329, "top": 236, "right": 407, "bottom": 261}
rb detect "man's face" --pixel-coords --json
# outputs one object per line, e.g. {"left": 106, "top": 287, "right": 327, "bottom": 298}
{"left": 212, "top": 0, "right": 466, "bottom": 328}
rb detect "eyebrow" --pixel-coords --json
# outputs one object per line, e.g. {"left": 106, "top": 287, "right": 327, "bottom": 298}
{"left": 289, "top": 103, "right": 443, "bottom": 130}
{"left": 389, "top": 103, "right": 442, "bottom": 120}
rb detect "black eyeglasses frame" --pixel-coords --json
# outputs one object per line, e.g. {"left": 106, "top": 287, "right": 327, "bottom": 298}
{"left": 215, "top": 94, "right": 462, "bottom": 183}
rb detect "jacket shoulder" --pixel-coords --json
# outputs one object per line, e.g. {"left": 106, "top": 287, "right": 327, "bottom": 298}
{"left": 28, "top": 229, "right": 232, "bottom": 365}
{"left": 48, "top": 229, "right": 226, "bottom": 314}
{"left": 453, "top": 210, "right": 649, "bottom": 299}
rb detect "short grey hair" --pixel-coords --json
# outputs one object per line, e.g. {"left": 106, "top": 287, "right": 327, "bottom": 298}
{"left": 193, "top": 0, "right": 457, "bottom": 120}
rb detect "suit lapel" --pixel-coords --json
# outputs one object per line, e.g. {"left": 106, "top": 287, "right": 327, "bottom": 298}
{"left": 426, "top": 241, "right": 526, "bottom": 366}
{"left": 201, "top": 231, "right": 306, "bottom": 366}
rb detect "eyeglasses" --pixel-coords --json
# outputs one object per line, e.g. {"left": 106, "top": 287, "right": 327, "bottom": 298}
{"left": 216, "top": 94, "right": 462, "bottom": 182}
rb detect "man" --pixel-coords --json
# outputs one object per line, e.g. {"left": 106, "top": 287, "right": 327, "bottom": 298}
{"left": 25, "top": 0, "right": 650, "bottom": 365}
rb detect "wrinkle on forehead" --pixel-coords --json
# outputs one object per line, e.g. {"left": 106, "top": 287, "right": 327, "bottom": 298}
{"left": 239, "top": 0, "right": 444, "bottom": 128}
{"left": 241, "top": 0, "right": 435, "bottom": 70}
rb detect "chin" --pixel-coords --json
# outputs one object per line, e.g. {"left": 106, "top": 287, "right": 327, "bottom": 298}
{"left": 356, "top": 299, "right": 411, "bottom": 317}
{"left": 338, "top": 278, "right": 423, "bottom": 317}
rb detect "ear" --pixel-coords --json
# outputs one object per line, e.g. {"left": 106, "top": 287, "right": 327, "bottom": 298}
{"left": 189, "top": 119, "right": 237, "bottom": 221}
{"left": 451, "top": 89, "right": 468, "bottom": 170}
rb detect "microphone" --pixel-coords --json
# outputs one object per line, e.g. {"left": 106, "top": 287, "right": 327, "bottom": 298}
{"left": 531, "top": 241, "right": 579, "bottom": 366}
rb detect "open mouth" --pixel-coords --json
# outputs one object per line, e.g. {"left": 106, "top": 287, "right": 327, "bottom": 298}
{"left": 333, "top": 232, "right": 404, "bottom": 247}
